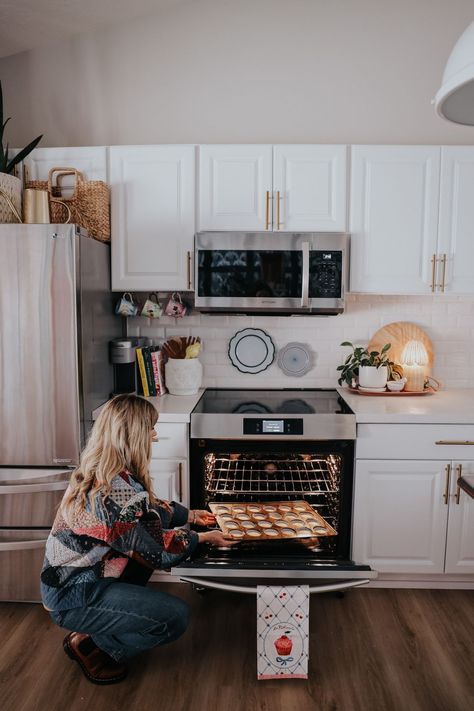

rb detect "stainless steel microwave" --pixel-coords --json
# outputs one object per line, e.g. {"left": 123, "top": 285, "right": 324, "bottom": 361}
{"left": 194, "top": 231, "right": 349, "bottom": 315}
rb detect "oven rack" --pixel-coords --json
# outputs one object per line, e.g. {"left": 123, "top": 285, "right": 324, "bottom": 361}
{"left": 204, "top": 453, "right": 341, "bottom": 496}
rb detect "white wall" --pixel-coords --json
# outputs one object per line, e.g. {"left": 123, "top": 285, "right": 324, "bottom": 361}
{"left": 2, "top": 0, "right": 474, "bottom": 146}
{"left": 127, "top": 294, "right": 474, "bottom": 390}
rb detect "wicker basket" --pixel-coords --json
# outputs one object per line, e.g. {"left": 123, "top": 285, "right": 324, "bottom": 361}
{"left": 0, "top": 173, "right": 22, "bottom": 223}
{"left": 25, "top": 166, "right": 110, "bottom": 241}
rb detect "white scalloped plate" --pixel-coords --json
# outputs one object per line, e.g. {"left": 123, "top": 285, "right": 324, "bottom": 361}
{"left": 277, "top": 342, "right": 313, "bottom": 377}
{"left": 228, "top": 328, "right": 275, "bottom": 374}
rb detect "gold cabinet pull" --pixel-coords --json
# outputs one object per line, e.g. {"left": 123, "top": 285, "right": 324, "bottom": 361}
{"left": 440, "top": 253, "right": 447, "bottom": 292}
{"left": 187, "top": 251, "right": 192, "bottom": 290}
{"left": 276, "top": 190, "right": 283, "bottom": 230}
{"left": 454, "top": 464, "right": 462, "bottom": 504}
{"left": 435, "top": 440, "right": 474, "bottom": 446}
{"left": 265, "top": 190, "right": 272, "bottom": 230}
{"left": 443, "top": 463, "right": 451, "bottom": 504}
{"left": 178, "top": 462, "right": 183, "bottom": 502}
{"left": 430, "top": 253, "right": 437, "bottom": 292}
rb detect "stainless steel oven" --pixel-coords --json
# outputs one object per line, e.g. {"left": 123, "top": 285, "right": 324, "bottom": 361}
{"left": 194, "top": 232, "right": 349, "bottom": 315}
{"left": 171, "top": 390, "right": 377, "bottom": 594}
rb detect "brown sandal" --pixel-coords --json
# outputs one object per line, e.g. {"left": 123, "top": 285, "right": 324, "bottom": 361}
{"left": 63, "top": 632, "right": 127, "bottom": 685}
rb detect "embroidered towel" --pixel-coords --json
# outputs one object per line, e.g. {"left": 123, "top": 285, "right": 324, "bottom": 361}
{"left": 257, "top": 585, "right": 309, "bottom": 680}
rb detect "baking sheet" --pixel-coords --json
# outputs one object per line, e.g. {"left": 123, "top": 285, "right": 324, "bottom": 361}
{"left": 209, "top": 500, "right": 336, "bottom": 541}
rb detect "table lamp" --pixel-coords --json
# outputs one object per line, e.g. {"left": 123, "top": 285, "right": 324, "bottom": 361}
{"left": 401, "top": 340, "right": 429, "bottom": 392}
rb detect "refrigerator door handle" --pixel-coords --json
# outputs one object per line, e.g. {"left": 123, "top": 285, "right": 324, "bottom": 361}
{"left": 0, "top": 538, "right": 48, "bottom": 551}
{"left": 0, "top": 481, "right": 69, "bottom": 495}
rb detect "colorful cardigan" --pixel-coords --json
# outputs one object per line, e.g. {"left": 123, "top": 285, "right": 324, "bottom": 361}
{"left": 41, "top": 471, "right": 198, "bottom": 611}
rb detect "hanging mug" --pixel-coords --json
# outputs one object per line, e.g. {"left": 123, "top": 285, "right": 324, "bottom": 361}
{"left": 115, "top": 292, "right": 138, "bottom": 317}
{"left": 141, "top": 292, "right": 162, "bottom": 319}
{"left": 164, "top": 292, "right": 187, "bottom": 318}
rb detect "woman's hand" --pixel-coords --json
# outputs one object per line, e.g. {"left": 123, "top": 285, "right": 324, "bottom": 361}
{"left": 198, "top": 530, "right": 240, "bottom": 547}
{"left": 189, "top": 509, "right": 217, "bottom": 527}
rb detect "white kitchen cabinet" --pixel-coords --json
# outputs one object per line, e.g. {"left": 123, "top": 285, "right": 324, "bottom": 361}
{"left": 198, "top": 144, "right": 347, "bottom": 231}
{"left": 445, "top": 461, "right": 474, "bottom": 574}
{"left": 149, "top": 458, "right": 188, "bottom": 507}
{"left": 110, "top": 145, "right": 195, "bottom": 291}
{"left": 352, "top": 460, "right": 449, "bottom": 574}
{"left": 350, "top": 145, "right": 441, "bottom": 293}
{"left": 438, "top": 146, "right": 474, "bottom": 293}
{"left": 198, "top": 145, "right": 272, "bottom": 231}
{"left": 24, "top": 146, "right": 107, "bottom": 187}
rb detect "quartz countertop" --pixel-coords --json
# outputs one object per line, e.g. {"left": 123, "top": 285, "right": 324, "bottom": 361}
{"left": 92, "top": 390, "right": 205, "bottom": 424}
{"left": 337, "top": 387, "right": 474, "bottom": 424}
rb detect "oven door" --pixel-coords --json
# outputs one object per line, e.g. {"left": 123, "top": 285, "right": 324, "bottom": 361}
{"left": 195, "top": 231, "right": 347, "bottom": 314}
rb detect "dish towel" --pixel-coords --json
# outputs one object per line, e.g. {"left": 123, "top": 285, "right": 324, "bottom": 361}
{"left": 257, "top": 585, "right": 309, "bottom": 680}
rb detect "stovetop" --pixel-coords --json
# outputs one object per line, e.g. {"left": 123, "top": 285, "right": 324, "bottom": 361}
{"left": 191, "top": 389, "right": 355, "bottom": 440}
{"left": 193, "top": 389, "right": 352, "bottom": 415}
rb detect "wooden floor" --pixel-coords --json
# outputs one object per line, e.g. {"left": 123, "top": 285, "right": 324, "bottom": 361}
{"left": 0, "top": 585, "right": 473, "bottom": 711}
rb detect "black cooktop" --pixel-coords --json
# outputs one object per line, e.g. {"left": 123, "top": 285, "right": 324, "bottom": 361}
{"left": 193, "top": 389, "right": 352, "bottom": 416}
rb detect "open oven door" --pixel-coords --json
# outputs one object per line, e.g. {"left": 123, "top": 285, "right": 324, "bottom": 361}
{"left": 171, "top": 547, "right": 377, "bottom": 594}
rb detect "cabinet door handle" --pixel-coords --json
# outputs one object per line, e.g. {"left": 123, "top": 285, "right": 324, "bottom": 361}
{"left": 440, "top": 253, "right": 447, "bottom": 292}
{"left": 454, "top": 464, "right": 462, "bottom": 504}
{"left": 265, "top": 191, "right": 272, "bottom": 230}
{"left": 430, "top": 253, "right": 437, "bottom": 292}
{"left": 276, "top": 190, "right": 282, "bottom": 230}
{"left": 443, "top": 463, "right": 451, "bottom": 504}
{"left": 178, "top": 462, "right": 183, "bottom": 502}
{"left": 435, "top": 440, "right": 474, "bottom": 446}
{"left": 187, "top": 251, "right": 192, "bottom": 290}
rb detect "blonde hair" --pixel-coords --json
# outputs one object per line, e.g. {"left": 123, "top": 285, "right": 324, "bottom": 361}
{"left": 62, "top": 394, "right": 158, "bottom": 515}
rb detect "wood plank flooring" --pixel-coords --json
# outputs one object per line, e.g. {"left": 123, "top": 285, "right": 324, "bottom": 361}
{"left": 0, "top": 585, "right": 473, "bottom": 711}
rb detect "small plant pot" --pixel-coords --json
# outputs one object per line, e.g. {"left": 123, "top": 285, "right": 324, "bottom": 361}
{"left": 165, "top": 357, "right": 203, "bottom": 395}
{"left": 358, "top": 366, "right": 388, "bottom": 389}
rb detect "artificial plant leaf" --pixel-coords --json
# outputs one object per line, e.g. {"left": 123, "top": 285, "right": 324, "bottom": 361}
{"left": 6, "top": 134, "right": 43, "bottom": 173}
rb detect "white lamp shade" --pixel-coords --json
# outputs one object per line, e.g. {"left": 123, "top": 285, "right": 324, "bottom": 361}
{"left": 401, "top": 340, "right": 429, "bottom": 366}
{"left": 434, "top": 21, "right": 474, "bottom": 125}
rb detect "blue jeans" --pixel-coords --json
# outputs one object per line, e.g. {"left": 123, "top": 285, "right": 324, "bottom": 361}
{"left": 50, "top": 576, "right": 190, "bottom": 662}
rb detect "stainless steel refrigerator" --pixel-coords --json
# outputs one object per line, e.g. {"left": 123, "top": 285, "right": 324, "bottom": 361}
{"left": 0, "top": 224, "right": 121, "bottom": 601}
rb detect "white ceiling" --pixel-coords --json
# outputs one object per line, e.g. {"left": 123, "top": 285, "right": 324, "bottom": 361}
{"left": 0, "top": 0, "right": 188, "bottom": 58}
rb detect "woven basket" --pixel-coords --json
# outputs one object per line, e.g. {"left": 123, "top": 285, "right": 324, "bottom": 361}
{"left": 0, "top": 173, "right": 22, "bottom": 223}
{"left": 25, "top": 166, "right": 110, "bottom": 241}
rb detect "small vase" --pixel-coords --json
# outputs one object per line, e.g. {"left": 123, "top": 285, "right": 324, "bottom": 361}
{"left": 0, "top": 173, "right": 22, "bottom": 223}
{"left": 165, "top": 357, "right": 203, "bottom": 395}
{"left": 358, "top": 366, "right": 388, "bottom": 389}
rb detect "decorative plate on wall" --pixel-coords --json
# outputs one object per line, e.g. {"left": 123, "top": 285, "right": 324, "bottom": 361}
{"left": 228, "top": 328, "right": 275, "bottom": 374}
{"left": 277, "top": 342, "right": 314, "bottom": 377}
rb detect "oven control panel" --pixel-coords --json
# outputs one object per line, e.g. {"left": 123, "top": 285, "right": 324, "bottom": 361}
{"left": 243, "top": 418, "right": 303, "bottom": 435}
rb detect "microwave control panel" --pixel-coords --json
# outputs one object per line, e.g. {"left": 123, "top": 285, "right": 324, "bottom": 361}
{"left": 243, "top": 418, "right": 304, "bottom": 435}
{"left": 309, "top": 251, "right": 342, "bottom": 298}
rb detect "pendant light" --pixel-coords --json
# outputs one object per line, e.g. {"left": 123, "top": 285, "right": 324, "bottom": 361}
{"left": 434, "top": 21, "right": 474, "bottom": 125}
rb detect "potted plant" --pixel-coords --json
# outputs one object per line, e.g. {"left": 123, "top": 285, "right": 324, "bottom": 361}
{"left": 0, "top": 80, "right": 43, "bottom": 223}
{"left": 337, "top": 341, "right": 400, "bottom": 389}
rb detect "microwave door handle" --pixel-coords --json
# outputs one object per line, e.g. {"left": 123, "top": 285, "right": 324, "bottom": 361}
{"left": 301, "top": 242, "right": 310, "bottom": 307}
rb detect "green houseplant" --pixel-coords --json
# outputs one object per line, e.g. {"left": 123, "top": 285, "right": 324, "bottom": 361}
{"left": 337, "top": 341, "right": 396, "bottom": 387}
{"left": 0, "top": 79, "right": 43, "bottom": 222}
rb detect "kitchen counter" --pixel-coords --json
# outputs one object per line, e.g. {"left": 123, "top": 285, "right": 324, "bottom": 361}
{"left": 92, "top": 390, "right": 204, "bottom": 423}
{"left": 337, "top": 387, "right": 474, "bottom": 424}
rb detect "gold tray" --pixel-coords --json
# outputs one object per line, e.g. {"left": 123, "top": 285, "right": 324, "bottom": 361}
{"left": 209, "top": 500, "right": 337, "bottom": 541}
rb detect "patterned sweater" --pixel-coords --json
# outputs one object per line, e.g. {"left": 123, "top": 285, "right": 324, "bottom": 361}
{"left": 41, "top": 471, "right": 198, "bottom": 611}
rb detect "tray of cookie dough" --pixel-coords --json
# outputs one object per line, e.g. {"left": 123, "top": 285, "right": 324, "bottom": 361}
{"left": 209, "top": 500, "right": 337, "bottom": 541}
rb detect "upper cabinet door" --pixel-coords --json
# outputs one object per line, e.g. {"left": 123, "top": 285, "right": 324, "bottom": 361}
{"left": 110, "top": 145, "right": 195, "bottom": 291}
{"left": 273, "top": 145, "right": 347, "bottom": 231}
{"left": 24, "top": 146, "right": 107, "bottom": 184}
{"left": 350, "top": 146, "right": 440, "bottom": 293}
{"left": 198, "top": 145, "right": 272, "bottom": 230}
{"left": 438, "top": 147, "right": 474, "bottom": 294}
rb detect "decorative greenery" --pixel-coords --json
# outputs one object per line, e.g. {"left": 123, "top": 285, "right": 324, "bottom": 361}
{"left": 337, "top": 341, "right": 394, "bottom": 386}
{"left": 0, "top": 80, "right": 42, "bottom": 175}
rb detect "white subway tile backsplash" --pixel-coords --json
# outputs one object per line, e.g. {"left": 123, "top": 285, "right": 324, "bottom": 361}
{"left": 130, "top": 294, "right": 474, "bottom": 389}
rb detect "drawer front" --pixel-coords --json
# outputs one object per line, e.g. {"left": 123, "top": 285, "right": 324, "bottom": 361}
{"left": 152, "top": 423, "right": 188, "bottom": 460}
{"left": 0, "top": 469, "right": 71, "bottom": 527}
{"left": 357, "top": 424, "right": 474, "bottom": 460}
{"left": 0, "top": 530, "right": 47, "bottom": 602}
